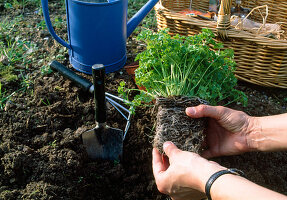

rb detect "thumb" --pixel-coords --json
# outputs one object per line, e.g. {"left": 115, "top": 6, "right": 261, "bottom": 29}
{"left": 186, "top": 105, "right": 225, "bottom": 120}
{"left": 163, "top": 141, "right": 180, "bottom": 159}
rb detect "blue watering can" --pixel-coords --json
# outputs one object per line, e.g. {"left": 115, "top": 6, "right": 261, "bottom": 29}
{"left": 41, "top": 0, "right": 159, "bottom": 74}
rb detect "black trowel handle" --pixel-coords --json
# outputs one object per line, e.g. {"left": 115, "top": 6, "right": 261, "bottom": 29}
{"left": 92, "top": 64, "right": 106, "bottom": 123}
{"left": 50, "top": 60, "right": 92, "bottom": 92}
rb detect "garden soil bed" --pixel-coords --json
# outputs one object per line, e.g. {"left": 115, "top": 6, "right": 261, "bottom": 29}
{"left": 1, "top": 66, "right": 287, "bottom": 200}
{"left": 1, "top": 3, "right": 287, "bottom": 199}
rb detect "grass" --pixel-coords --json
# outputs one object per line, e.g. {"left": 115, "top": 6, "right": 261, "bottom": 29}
{"left": 0, "top": 16, "right": 37, "bottom": 82}
{"left": 0, "top": 82, "right": 27, "bottom": 110}
{"left": 0, "top": 82, "right": 7, "bottom": 110}
{"left": 0, "top": 14, "right": 38, "bottom": 109}
{"left": 0, "top": 0, "right": 65, "bottom": 83}
{"left": 40, "top": 97, "right": 51, "bottom": 106}
{"left": 128, "top": 0, "right": 157, "bottom": 32}
{"left": 2, "top": 0, "right": 41, "bottom": 11}
{"left": 40, "top": 65, "right": 53, "bottom": 75}
{"left": 0, "top": 0, "right": 155, "bottom": 110}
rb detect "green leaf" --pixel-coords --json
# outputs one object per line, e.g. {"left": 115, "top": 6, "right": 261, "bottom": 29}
{"left": 119, "top": 28, "right": 247, "bottom": 111}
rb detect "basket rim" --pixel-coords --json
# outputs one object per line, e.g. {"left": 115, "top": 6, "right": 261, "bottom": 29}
{"left": 155, "top": 3, "right": 287, "bottom": 48}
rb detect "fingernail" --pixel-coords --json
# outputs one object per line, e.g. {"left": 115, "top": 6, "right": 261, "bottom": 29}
{"left": 186, "top": 107, "right": 196, "bottom": 115}
{"left": 163, "top": 141, "right": 173, "bottom": 150}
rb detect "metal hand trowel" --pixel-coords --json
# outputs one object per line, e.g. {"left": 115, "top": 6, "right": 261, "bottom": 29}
{"left": 82, "top": 64, "right": 123, "bottom": 161}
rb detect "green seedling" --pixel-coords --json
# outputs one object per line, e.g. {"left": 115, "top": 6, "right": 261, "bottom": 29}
{"left": 54, "top": 17, "right": 64, "bottom": 29}
{"left": 118, "top": 81, "right": 152, "bottom": 114}
{"left": 93, "top": 174, "right": 103, "bottom": 180}
{"left": 30, "top": 189, "right": 40, "bottom": 195}
{"left": 4, "top": 3, "right": 13, "bottom": 9}
{"left": 49, "top": 140, "right": 57, "bottom": 147}
{"left": 36, "top": 20, "right": 46, "bottom": 30}
{"left": 40, "top": 65, "right": 53, "bottom": 75}
{"left": 41, "top": 97, "right": 51, "bottom": 106}
{"left": 77, "top": 176, "right": 84, "bottom": 183}
{"left": 54, "top": 85, "right": 65, "bottom": 91}
{"left": 19, "top": 73, "right": 32, "bottom": 88}
{"left": 113, "top": 160, "right": 120, "bottom": 166}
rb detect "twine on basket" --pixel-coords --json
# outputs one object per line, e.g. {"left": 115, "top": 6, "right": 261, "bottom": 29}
{"left": 217, "top": 0, "right": 232, "bottom": 39}
{"left": 232, "top": 5, "right": 284, "bottom": 39}
{"left": 189, "top": 0, "right": 192, "bottom": 10}
{"left": 235, "top": 5, "right": 268, "bottom": 33}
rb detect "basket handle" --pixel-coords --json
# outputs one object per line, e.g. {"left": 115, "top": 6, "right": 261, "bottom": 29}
{"left": 216, "top": 0, "right": 232, "bottom": 39}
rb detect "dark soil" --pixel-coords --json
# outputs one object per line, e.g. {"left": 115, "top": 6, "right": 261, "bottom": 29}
{"left": 154, "top": 96, "right": 208, "bottom": 154}
{"left": 1, "top": 2, "right": 287, "bottom": 199}
{"left": 1, "top": 69, "right": 161, "bottom": 200}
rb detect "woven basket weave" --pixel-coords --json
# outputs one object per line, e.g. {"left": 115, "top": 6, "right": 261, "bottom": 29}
{"left": 155, "top": 0, "right": 287, "bottom": 88}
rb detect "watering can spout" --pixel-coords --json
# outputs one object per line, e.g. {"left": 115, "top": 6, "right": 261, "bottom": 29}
{"left": 127, "top": 0, "right": 159, "bottom": 38}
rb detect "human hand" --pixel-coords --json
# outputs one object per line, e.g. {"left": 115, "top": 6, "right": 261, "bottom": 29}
{"left": 152, "top": 142, "right": 226, "bottom": 200}
{"left": 186, "top": 105, "right": 257, "bottom": 158}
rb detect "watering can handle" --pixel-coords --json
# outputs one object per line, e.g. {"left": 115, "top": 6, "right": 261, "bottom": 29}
{"left": 41, "top": 0, "right": 71, "bottom": 49}
{"left": 127, "top": 0, "right": 159, "bottom": 37}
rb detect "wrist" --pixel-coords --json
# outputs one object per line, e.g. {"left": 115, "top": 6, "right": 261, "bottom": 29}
{"left": 247, "top": 114, "right": 287, "bottom": 152}
{"left": 245, "top": 116, "right": 262, "bottom": 152}
{"left": 195, "top": 161, "right": 227, "bottom": 193}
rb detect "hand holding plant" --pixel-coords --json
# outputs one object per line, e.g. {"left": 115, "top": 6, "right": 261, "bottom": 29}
{"left": 186, "top": 105, "right": 254, "bottom": 158}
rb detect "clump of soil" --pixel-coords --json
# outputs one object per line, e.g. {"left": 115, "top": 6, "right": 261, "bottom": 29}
{"left": 154, "top": 96, "right": 208, "bottom": 153}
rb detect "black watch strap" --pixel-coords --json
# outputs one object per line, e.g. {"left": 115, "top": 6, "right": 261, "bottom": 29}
{"left": 205, "top": 168, "right": 245, "bottom": 200}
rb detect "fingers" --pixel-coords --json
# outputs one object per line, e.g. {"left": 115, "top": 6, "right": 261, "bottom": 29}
{"left": 152, "top": 148, "right": 165, "bottom": 180}
{"left": 152, "top": 148, "right": 170, "bottom": 194}
{"left": 186, "top": 105, "right": 229, "bottom": 120}
{"left": 153, "top": 142, "right": 180, "bottom": 177}
{"left": 163, "top": 141, "right": 181, "bottom": 159}
{"left": 162, "top": 154, "right": 170, "bottom": 170}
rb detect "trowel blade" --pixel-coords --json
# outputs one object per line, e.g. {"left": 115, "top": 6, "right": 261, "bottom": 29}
{"left": 82, "top": 127, "right": 123, "bottom": 161}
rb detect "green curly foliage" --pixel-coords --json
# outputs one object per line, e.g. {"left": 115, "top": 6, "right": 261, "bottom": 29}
{"left": 134, "top": 28, "right": 247, "bottom": 106}
{"left": 118, "top": 81, "right": 152, "bottom": 114}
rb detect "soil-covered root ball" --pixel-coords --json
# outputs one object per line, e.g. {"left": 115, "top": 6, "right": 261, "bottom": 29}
{"left": 153, "top": 96, "right": 208, "bottom": 154}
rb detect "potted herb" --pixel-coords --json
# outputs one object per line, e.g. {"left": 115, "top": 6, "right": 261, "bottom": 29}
{"left": 120, "top": 29, "right": 247, "bottom": 153}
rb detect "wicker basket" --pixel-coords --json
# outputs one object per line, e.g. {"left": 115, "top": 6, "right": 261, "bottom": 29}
{"left": 155, "top": 0, "right": 287, "bottom": 88}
